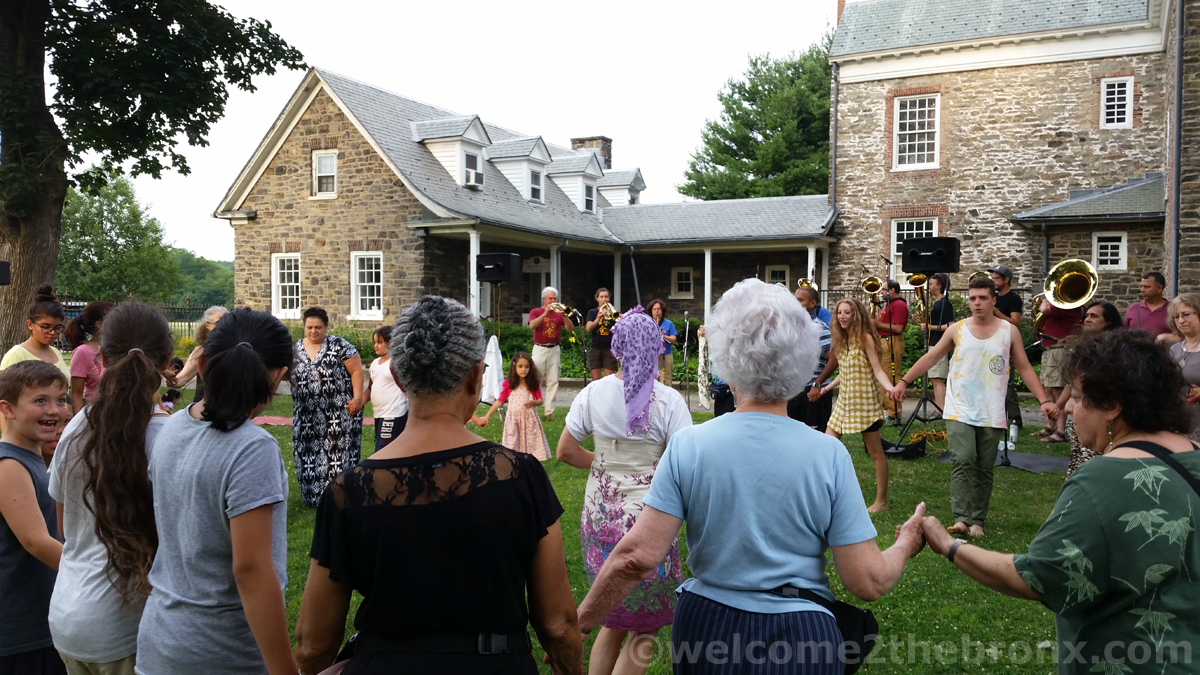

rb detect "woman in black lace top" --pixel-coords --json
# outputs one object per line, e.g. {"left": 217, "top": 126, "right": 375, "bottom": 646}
{"left": 295, "top": 296, "right": 584, "bottom": 675}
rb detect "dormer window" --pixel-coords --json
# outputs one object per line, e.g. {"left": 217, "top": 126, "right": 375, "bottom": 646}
{"left": 464, "top": 153, "right": 484, "bottom": 186}
{"left": 530, "top": 170, "right": 542, "bottom": 201}
{"left": 314, "top": 151, "right": 337, "bottom": 196}
{"left": 584, "top": 184, "right": 595, "bottom": 212}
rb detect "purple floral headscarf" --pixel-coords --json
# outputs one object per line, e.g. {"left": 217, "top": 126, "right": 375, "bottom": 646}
{"left": 609, "top": 306, "right": 661, "bottom": 437}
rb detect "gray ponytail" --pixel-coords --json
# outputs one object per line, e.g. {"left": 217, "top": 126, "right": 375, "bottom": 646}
{"left": 390, "top": 295, "right": 485, "bottom": 395}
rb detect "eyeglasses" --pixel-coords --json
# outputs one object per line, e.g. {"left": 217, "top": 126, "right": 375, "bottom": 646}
{"left": 1177, "top": 311, "right": 1197, "bottom": 321}
{"left": 33, "top": 322, "right": 64, "bottom": 334}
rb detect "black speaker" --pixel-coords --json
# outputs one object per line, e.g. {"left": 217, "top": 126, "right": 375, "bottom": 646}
{"left": 477, "top": 253, "right": 522, "bottom": 282}
{"left": 901, "top": 237, "right": 961, "bottom": 274}
{"left": 0, "top": 262, "right": 9, "bottom": 286}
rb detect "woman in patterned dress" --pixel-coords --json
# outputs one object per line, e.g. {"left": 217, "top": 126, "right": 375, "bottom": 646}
{"left": 557, "top": 306, "right": 692, "bottom": 675}
{"left": 810, "top": 298, "right": 897, "bottom": 512}
{"left": 291, "top": 306, "right": 365, "bottom": 506}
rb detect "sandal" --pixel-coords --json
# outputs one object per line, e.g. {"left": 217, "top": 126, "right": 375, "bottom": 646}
{"left": 1029, "top": 426, "right": 1054, "bottom": 438}
{"left": 1041, "top": 432, "right": 1066, "bottom": 443}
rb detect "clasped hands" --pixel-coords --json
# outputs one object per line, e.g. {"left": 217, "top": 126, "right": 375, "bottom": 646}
{"left": 892, "top": 502, "right": 965, "bottom": 559}
{"left": 884, "top": 380, "right": 1060, "bottom": 421}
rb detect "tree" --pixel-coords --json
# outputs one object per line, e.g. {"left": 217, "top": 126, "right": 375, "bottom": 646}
{"left": 170, "top": 248, "right": 233, "bottom": 308}
{"left": 0, "top": 0, "right": 303, "bottom": 348}
{"left": 55, "top": 176, "right": 180, "bottom": 301}
{"left": 678, "top": 36, "right": 832, "bottom": 201}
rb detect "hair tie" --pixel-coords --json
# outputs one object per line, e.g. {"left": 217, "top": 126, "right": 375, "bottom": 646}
{"left": 127, "top": 348, "right": 144, "bottom": 355}
{"left": 237, "top": 341, "right": 254, "bottom": 349}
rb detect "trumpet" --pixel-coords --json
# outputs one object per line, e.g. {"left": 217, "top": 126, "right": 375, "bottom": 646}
{"left": 599, "top": 302, "right": 621, "bottom": 320}
{"left": 548, "top": 302, "right": 576, "bottom": 316}
{"left": 1032, "top": 259, "right": 1098, "bottom": 333}
{"left": 797, "top": 278, "right": 819, "bottom": 292}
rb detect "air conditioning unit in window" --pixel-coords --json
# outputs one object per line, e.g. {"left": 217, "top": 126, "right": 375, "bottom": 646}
{"left": 464, "top": 170, "right": 484, "bottom": 189}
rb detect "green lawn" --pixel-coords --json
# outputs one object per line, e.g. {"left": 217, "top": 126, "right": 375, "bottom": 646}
{"left": 170, "top": 388, "right": 1069, "bottom": 673}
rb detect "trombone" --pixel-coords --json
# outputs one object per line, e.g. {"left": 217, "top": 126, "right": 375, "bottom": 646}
{"left": 1032, "top": 259, "right": 1098, "bottom": 333}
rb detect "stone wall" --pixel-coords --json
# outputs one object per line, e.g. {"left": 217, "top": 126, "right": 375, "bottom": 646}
{"left": 233, "top": 90, "right": 429, "bottom": 325}
{"left": 1045, "top": 222, "right": 1165, "bottom": 304}
{"left": 832, "top": 52, "right": 1169, "bottom": 305}
{"left": 1164, "top": 0, "right": 1200, "bottom": 294}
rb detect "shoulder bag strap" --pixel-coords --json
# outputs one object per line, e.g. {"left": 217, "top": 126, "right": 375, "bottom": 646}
{"left": 1116, "top": 440, "right": 1200, "bottom": 501}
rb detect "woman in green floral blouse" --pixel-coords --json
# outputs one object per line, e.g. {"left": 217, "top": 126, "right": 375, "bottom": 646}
{"left": 920, "top": 329, "right": 1199, "bottom": 674}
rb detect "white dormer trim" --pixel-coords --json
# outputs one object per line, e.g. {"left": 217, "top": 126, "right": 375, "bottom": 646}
{"left": 599, "top": 186, "right": 638, "bottom": 206}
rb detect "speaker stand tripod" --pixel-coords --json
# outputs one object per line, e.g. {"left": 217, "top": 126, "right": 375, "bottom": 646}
{"left": 884, "top": 327, "right": 942, "bottom": 457}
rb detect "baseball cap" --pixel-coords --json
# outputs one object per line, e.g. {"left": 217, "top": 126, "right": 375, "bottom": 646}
{"left": 987, "top": 265, "right": 1013, "bottom": 280}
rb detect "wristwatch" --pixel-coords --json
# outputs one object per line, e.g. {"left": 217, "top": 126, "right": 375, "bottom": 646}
{"left": 947, "top": 538, "right": 967, "bottom": 563}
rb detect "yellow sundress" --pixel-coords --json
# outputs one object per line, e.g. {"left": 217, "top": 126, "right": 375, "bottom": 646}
{"left": 827, "top": 343, "right": 885, "bottom": 434}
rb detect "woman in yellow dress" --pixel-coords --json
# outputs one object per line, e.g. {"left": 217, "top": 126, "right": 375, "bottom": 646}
{"left": 810, "top": 298, "right": 896, "bottom": 512}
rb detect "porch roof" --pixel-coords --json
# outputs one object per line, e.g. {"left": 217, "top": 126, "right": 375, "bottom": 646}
{"left": 1010, "top": 172, "right": 1165, "bottom": 227}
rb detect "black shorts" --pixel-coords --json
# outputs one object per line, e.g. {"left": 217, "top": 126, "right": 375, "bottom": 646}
{"left": 587, "top": 347, "right": 618, "bottom": 372}
{"left": 374, "top": 415, "right": 408, "bottom": 451}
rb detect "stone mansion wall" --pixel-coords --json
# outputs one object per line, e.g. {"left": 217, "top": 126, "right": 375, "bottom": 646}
{"left": 831, "top": 52, "right": 1169, "bottom": 292}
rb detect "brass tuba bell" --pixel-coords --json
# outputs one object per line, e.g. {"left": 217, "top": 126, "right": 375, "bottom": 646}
{"left": 968, "top": 271, "right": 990, "bottom": 283}
{"left": 797, "top": 278, "right": 819, "bottom": 292}
{"left": 907, "top": 273, "right": 928, "bottom": 326}
{"left": 1033, "top": 259, "right": 1098, "bottom": 333}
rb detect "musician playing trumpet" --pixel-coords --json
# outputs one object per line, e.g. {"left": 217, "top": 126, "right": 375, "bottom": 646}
{"left": 529, "top": 286, "right": 575, "bottom": 420}
{"left": 585, "top": 287, "right": 620, "bottom": 380}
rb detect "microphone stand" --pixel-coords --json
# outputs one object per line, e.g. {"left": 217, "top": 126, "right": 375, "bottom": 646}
{"left": 681, "top": 311, "right": 691, "bottom": 406}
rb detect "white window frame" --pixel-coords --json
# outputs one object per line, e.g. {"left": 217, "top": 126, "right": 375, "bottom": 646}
{"left": 1100, "top": 76, "right": 1134, "bottom": 130}
{"left": 530, "top": 170, "right": 542, "bottom": 202}
{"left": 312, "top": 150, "right": 338, "bottom": 198}
{"left": 271, "top": 253, "right": 302, "bottom": 319}
{"left": 892, "top": 94, "right": 940, "bottom": 171}
{"left": 1092, "top": 231, "right": 1128, "bottom": 271}
{"left": 584, "top": 183, "right": 595, "bottom": 212}
{"left": 891, "top": 217, "right": 939, "bottom": 286}
{"left": 670, "top": 267, "right": 694, "bottom": 300}
{"left": 349, "top": 251, "right": 384, "bottom": 320}
{"left": 464, "top": 152, "right": 484, "bottom": 186}
{"left": 765, "top": 265, "right": 790, "bottom": 288}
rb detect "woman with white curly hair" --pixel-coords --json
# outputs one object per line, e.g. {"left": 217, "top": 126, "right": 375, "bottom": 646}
{"left": 557, "top": 305, "right": 692, "bottom": 675}
{"left": 576, "top": 279, "right": 927, "bottom": 675}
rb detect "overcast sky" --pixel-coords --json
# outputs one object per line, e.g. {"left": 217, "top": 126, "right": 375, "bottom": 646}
{"left": 128, "top": 0, "right": 837, "bottom": 261}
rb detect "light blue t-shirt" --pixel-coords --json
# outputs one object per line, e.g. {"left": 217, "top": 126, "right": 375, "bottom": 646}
{"left": 643, "top": 412, "right": 877, "bottom": 615}
{"left": 816, "top": 306, "right": 833, "bottom": 328}
{"left": 658, "top": 318, "right": 678, "bottom": 355}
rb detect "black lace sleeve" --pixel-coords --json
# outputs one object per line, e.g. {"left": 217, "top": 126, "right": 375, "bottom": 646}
{"left": 309, "top": 476, "right": 351, "bottom": 586}
{"left": 520, "top": 453, "right": 564, "bottom": 548}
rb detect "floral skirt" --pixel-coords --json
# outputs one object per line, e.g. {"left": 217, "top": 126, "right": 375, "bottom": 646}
{"left": 581, "top": 436, "right": 682, "bottom": 632}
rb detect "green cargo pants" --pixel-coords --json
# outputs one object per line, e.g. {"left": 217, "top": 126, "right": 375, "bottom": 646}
{"left": 946, "top": 420, "right": 1007, "bottom": 526}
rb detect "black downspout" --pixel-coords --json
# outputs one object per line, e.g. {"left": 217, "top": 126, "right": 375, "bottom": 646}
{"left": 1172, "top": 0, "right": 1184, "bottom": 296}
{"left": 1041, "top": 222, "right": 1049, "bottom": 281}
{"left": 830, "top": 62, "right": 840, "bottom": 205}
{"left": 628, "top": 246, "right": 642, "bottom": 305}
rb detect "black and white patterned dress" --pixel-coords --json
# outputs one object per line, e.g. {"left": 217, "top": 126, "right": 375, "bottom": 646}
{"left": 292, "top": 336, "right": 363, "bottom": 506}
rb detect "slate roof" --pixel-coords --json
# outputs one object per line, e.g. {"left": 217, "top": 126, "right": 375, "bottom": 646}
{"left": 601, "top": 195, "right": 837, "bottom": 245}
{"left": 545, "top": 153, "right": 601, "bottom": 175}
{"left": 830, "top": 0, "right": 1150, "bottom": 57}
{"left": 598, "top": 169, "right": 646, "bottom": 191}
{"left": 228, "top": 68, "right": 834, "bottom": 246}
{"left": 485, "top": 137, "right": 543, "bottom": 159}
{"left": 411, "top": 116, "right": 484, "bottom": 142}
{"left": 1011, "top": 173, "right": 1165, "bottom": 225}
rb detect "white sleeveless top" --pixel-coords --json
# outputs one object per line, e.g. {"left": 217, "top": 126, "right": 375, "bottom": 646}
{"left": 943, "top": 319, "right": 1011, "bottom": 429}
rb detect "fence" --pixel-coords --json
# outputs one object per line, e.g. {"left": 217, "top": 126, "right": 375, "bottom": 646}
{"left": 61, "top": 300, "right": 207, "bottom": 350}
{"left": 818, "top": 287, "right": 1032, "bottom": 322}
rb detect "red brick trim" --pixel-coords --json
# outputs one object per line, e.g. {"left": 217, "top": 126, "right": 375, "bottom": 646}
{"left": 367, "top": 238, "right": 384, "bottom": 251}
{"left": 268, "top": 242, "right": 282, "bottom": 254}
{"left": 1092, "top": 72, "right": 1143, "bottom": 128}
{"left": 285, "top": 241, "right": 301, "bottom": 253}
{"left": 884, "top": 85, "right": 947, "bottom": 180}
{"left": 347, "top": 239, "right": 364, "bottom": 252}
{"left": 879, "top": 204, "right": 950, "bottom": 257}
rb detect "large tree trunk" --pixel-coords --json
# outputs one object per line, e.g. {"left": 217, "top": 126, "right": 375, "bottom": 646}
{"left": 0, "top": 0, "right": 67, "bottom": 352}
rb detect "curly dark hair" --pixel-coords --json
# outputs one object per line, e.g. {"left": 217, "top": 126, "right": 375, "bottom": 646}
{"left": 506, "top": 352, "right": 541, "bottom": 395}
{"left": 1062, "top": 329, "right": 1192, "bottom": 435}
{"left": 303, "top": 306, "right": 329, "bottom": 325}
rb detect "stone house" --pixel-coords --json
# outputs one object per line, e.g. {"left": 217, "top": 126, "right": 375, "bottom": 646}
{"left": 828, "top": 0, "right": 1199, "bottom": 302}
{"left": 214, "top": 69, "right": 837, "bottom": 326}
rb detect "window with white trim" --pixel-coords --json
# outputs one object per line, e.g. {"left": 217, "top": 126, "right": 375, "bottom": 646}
{"left": 351, "top": 252, "right": 383, "bottom": 319}
{"left": 584, "top": 184, "right": 595, "bottom": 212}
{"left": 1100, "top": 77, "right": 1134, "bottom": 129}
{"left": 893, "top": 95, "right": 940, "bottom": 170}
{"left": 891, "top": 218, "right": 938, "bottom": 284}
{"left": 1092, "top": 232, "right": 1127, "bottom": 271}
{"left": 670, "top": 267, "right": 694, "bottom": 299}
{"left": 464, "top": 152, "right": 483, "bottom": 186}
{"left": 766, "top": 265, "right": 789, "bottom": 288}
{"left": 313, "top": 151, "right": 337, "bottom": 196}
{"left": 272, "top": 253, "right": 301, "bottom": 319}
{"left": 530, "top": 170, "right": 542, "bottom": 201}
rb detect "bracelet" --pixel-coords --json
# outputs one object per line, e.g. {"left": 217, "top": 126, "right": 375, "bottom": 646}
{"left": 900, "top": 378, "right": 911, "bottom": 387}
{"left": 947, "top": 538, "right": 966, "bottom": 563}
{"left": 1040, "top": 399, "right": 1052, "bottom": 405}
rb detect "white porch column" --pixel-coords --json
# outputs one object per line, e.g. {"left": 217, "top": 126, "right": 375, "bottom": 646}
{"left": 704, "top": 248, "right": 713, "bottom": 325}
{"left": 468, "top": 228, "right": 481, "bottom": 319}
{"left": 549, "top": 244, "right": 561, "bottom": 293}
{"left": 820, "top": 247, "right": 830, "bottom": 304}
{"left": 807, "top": 245, "right": 818, "bottom": 282}
{"left": 612, "top": 252, "right": 622, "bottom": 309}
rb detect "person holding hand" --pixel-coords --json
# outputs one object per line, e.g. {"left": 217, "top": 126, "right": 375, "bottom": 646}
{"left": 889, "top": 275, "right": 1058, "bottom": 538}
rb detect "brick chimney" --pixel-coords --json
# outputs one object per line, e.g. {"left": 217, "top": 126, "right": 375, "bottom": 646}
{"left": 837, "top": 0, "right": 846, "bottom": 23}
{"left": 570, "top": 136, "right": 612, "bottom": 169}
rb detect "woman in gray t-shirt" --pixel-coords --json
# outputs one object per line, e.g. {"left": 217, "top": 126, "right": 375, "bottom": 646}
{"left": 1168, "top": 294, "right": 1200, "bottom": 443}
{"left": 136, "top": 310, "right": 296, "bottom": 675}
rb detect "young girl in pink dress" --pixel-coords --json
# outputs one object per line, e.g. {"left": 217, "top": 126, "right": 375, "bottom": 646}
{"left": 477, "top": 352, "right": 550, "bottom": 460}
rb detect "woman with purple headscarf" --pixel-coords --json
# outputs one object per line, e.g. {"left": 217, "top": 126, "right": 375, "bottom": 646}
{"left": 557, "top": 306, "right": 692, "bottom": 675}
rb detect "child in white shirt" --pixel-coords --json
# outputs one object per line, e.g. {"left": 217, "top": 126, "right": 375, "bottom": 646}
{"left": 365, "top": 325, "right": 408, "bottom": 451}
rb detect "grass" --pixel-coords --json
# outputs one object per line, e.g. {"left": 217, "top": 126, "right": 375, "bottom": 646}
{"left": 168, "top": 387, "right": 1070, "bottom": 673}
